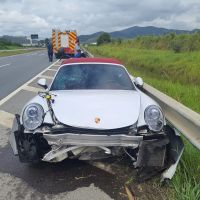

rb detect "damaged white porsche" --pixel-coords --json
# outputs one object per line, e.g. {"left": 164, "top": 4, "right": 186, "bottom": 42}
{"left": 10, "top": 58, "right": 184, "bottom": 181}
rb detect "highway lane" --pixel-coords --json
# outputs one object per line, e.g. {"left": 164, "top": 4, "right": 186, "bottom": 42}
{"left": 0, "top": 57, "right": 168, "bottom": 200}
{"left": 0, "top": 50, "right": 52, "bottom": 100}
{"left": 0, "top": 59, "right": 127, "bottom": 200}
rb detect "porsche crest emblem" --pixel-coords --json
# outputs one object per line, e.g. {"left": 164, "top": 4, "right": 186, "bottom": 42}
{"left": 95, "top": 117, "right": 101, "bottom": 124}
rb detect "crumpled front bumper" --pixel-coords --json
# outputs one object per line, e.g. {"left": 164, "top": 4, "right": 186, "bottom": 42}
{"left": 9, "top": 114, "right": 184, "bottom": 181}
{"left": 43, "top": 132, "right": 143, "bottom": 147}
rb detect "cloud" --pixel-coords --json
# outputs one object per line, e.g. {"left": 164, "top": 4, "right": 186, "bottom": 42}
{"left": 0, "top": 10, "right": 49, "bottom": 36}
{"left": 0, "top": 0, "right": 199, "bottom": 38}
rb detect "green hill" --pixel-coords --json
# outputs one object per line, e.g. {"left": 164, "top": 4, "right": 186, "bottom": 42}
{"left": 79, "top": 26, "right": 196, "bottom": 43}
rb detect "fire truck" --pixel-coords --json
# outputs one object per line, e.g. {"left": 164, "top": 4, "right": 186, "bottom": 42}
{"left": 52, "top": 29, "right": 77, "bottom": 59}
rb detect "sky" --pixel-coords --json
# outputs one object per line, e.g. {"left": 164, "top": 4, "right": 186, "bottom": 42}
{"left": 0, "top": 0, "right": 200, "bottom": 38}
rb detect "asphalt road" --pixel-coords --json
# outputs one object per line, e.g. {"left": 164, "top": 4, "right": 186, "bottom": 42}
{"left": 0, "top": 53, "right": 168, "bottom": 200}
{"left": 0, "top": 50, "right": 51, "bottom": 100}
{"left": 0, "top": 57, "right": 127, "bottom": 200}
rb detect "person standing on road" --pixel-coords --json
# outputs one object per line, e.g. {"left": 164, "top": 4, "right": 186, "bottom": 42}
{"left": 74, "top": 38, "right": 82, "bottom": 58}
{"left": 47, "top": 40, "right": 53, "bottom": 62}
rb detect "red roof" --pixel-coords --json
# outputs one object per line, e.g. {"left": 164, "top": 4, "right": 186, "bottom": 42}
{"left": 61, "top": 57, "right": 123, "bottom": 65}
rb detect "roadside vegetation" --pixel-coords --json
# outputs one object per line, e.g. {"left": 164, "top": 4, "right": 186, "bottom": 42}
{"left": 0, "top": 49, "right": 43, "bottom": 57}
{"left": 87, "top": 32, "right": 200, "bottom": 200}
{"left": 0, "top": 39, "right": 44, "bottom": 57}
{"left": 0, "top": 39, "right": 23, "bottom": 50}
{"left": 111, "top": 31, "right": 200, "bottom": 53}
{"left": 97, "top": 32, "right": 112, "bottom": 45}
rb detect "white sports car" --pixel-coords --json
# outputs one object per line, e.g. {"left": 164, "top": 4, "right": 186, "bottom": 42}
{"left": 10, "top": 58, "right": 183, "bottom": 180}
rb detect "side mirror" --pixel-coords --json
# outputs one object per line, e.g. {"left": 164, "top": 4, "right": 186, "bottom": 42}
{"left": 134, "top": 77, "right": 144, "bottom": 88}
{"left": 37, "top": 78, "right": 48, "bottom": 89}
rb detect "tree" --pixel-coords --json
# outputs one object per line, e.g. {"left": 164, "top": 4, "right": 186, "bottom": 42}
{"left": 171, "top": 40, "right": 181, "bottom": 53}
{"left": 117, "top": 38, "right": 122, "bottom": 44}
{"left": 97, "top": 33, "right": 111, "bottom": 45}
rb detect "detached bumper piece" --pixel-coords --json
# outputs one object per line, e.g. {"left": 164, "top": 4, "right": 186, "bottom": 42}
{"left": 161, "top": 125, "right": 184, "bottom": 180}
{"left": 135, "top": 137, "right": 169, "bottom": 168}
{"left": 134, "top": 125, "right": 184, "bottom": 181}
{"left": 134, "top": 136, "right": 170, "bottom": 181}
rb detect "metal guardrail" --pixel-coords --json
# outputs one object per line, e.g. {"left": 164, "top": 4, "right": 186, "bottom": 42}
{"left": 83, "top": 48, "right": 200, "bottom": 150}
{"left": 82, "top": 47, "right": 94, "bottom": 58}
{"left": 143, "top": 84, "right": 200, "bottom": 150}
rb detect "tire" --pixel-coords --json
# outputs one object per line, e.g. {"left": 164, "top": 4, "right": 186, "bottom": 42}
{"left": 81, "top": 52, "right": 87, "bottom": 58}
{"left": 54, "top": 53, "right": 61, "bottom": 59}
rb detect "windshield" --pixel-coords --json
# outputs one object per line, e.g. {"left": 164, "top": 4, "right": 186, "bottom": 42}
{"left": 50, "top": 64, "right": 135, "bottom": 90}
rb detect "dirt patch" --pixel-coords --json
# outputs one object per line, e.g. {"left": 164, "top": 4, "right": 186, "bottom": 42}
{"left": 0, "top": 143, "right": 172, "bottom": 200}
{"left": 89, "top": 157, "right": 172, "bottom": 200}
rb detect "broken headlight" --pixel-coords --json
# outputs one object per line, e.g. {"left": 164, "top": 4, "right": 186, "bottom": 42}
{"left": 22, "top": 103, "right": 44, "bottom": 131}
{"left": 144, "top": 105, "right": 164, "bottom": 132}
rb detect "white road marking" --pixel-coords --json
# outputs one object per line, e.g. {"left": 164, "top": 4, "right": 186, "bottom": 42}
{"left": 0, "top": 50, "right": 45, "bottom": 59}
{"left": 24, "top": 85, "right": 43, "bottom": 93}
{"left": 0, "top": 63, "right": 11, "bottom": 68}
{"left": 26, "top": 53, "right": 38, "bottom": 56}
{"left": 0, "top": 48, "right": 43, "bottom": 52}
{"left": 0, "top": 125, "right": 9, "bottom": 148}
{"left": 39, "top": 75, "right": 54, "bottom": 79}
{"left": 53, "top": 64, "right": 61, "bottom": 66}
{"left": 0, "top": 61, "right": 60, "bottom": 127}
{"left": 0, "top": 110, "right": 14, "bottom": 128}
{"left": 48, "top": 68, "right": 57, "bottom": 72}
{"left": 30, "top": 53, "right": 37, "bottom": 55}
{"left": 0, "top": 60, "right": 60, "bottom": 106}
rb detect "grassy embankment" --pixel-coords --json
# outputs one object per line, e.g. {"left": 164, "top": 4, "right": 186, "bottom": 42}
{"left": 87, "top": 33, "right": 200, "bottom": 200}
{"left": 0, "top": 40, "right": 22, "bottom": 50}
{"left": 0, "top": 49, "right": 43, "bottom": 57}
{"left": 0, "top": 40, "right": 43, "bottom": 57}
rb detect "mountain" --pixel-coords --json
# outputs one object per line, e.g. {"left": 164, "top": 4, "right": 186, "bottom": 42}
{"left": 79, "top": 26, "right": 193, "bottom": 43}
{"left": 79, "top": 31, "right": 103, "bottom": 44}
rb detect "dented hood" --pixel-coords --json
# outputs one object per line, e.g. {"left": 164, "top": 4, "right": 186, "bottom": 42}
{"left": 50, "top": 90, "right": 141, "bottom": 129}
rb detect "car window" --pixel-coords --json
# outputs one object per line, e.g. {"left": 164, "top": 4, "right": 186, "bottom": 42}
{"left": 50, "top": 64, "right": 135, "bottom": 90}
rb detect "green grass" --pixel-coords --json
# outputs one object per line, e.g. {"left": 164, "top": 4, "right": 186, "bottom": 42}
{"left": 0, "top": 40, "right": 22, "bottom": 50}
{"left": 0, "top": 39, "right": 44, "bottom": 57}
{"left": 87, "top": 45, "right": 200, "bottom": 200}
{"left": 0, "top": 45, "right": 22, "bottom": 50}
{"left": 88, "top": 45, "right": 200, "bottom": 113}
{"left": 112, "top": 32, "right": 200, "bottom": 52}
{"left": 88, "top": 46, "right": 200, "bottom": 85}
{"left": 172, "top": 138, "right": 200, "bottom": 200}
{"left": 0, "top": 49, "right": 44, "bottom": 57}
